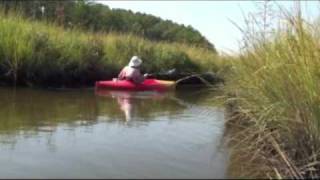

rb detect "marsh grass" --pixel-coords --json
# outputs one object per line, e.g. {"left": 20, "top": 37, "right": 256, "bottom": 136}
{"left": 224, "top": 1, "right": 320, "bottom": 178}
{"left": 0, "top": 9, "right": 221, "bottom": 87}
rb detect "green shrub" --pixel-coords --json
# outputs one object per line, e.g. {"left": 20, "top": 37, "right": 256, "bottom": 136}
{"left": 0, "top": 10, "right": 220, "bottom": 87}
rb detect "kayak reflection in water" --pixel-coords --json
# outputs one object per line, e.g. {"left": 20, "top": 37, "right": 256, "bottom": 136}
{"left": 96, "top": 89, "right": 169, "bottom": 123}
{"left": 116, "top": 94, "right": 133, "bottom": 123}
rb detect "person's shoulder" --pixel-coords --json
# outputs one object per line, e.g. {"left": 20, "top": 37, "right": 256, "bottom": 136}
{"left": 122, "top": 66, "right": 130, "bottom": 70}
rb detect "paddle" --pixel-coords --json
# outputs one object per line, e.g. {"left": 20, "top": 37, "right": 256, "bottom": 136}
{"left": 175, "top": 74, "right": 214, "bottom": 87}
{"left": 145, "top": 69, "right": 215, "bottom": 87}
{"left": 144, "top": 68, "right": 187, "bottom": 80}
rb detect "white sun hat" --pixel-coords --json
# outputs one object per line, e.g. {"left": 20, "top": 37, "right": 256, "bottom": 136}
{"left": 128, "top": 56, "right": 142, "bottom": 68}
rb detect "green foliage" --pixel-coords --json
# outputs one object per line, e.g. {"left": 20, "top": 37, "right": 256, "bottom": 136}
{"left": 0, "top": 0, "right": 216, "bottom": 52}
{"left": 0, "top": 11, "right": 220, "bottom": 87}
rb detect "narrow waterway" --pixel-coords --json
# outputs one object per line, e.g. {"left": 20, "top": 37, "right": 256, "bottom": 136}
{"left": 0, "top": 87, "right": 227, "bottom": 178}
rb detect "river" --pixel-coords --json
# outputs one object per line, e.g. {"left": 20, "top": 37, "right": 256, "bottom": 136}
{"left": 0, "top": 87, "right": 227, "bottom": 178}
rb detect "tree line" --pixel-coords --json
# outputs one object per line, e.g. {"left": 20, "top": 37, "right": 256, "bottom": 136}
{"left": 0, "top": 0, "right": 216, "bottom": 52}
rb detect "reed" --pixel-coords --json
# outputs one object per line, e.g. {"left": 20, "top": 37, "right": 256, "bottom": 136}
{"left": 224, "top": 1, "right": 320, "bottom": 178}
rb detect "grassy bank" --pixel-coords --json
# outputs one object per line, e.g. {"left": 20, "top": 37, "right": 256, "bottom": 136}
{"left": 224, "top": 3, "right": 320, "bottom": 179}
{"left": 0, "top": 10, "right": 222, "bottom": 87}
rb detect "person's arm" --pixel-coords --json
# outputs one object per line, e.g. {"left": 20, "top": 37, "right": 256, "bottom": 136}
{"left": 118, "top": 67, "right": 126, "bottom": 80}
{"left": 132, "top": 69, "right": 145, "bottom": 84}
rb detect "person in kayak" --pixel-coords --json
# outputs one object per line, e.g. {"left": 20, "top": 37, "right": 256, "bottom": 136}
{"left": 118, "top": 56, "right": 148, "bottom": 84}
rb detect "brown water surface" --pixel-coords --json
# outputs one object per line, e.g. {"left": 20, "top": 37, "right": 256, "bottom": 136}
{"left": 0, "top": 87, "right": 227, "bottom": 178}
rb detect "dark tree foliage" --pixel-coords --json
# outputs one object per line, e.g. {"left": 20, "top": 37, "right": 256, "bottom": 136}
{"left": 0, "top": 0, "right": 216, "bottom": 52}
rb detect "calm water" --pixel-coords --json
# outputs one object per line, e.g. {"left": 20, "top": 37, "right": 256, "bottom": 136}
{"left": 0, "top": 87, "right": 227, "bottom": 179}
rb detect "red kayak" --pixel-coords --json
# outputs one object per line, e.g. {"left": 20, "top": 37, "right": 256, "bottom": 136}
{"left": 95, "top": 79, "right": 176, "bottom": 91}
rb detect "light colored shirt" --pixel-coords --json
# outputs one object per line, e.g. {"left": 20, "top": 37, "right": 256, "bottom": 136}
{"left": 118, "top": 66, "right": 145, "bottom": 84}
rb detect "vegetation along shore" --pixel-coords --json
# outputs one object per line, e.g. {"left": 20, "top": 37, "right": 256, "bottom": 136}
{"left": 0, "top": 1, "right": 223, "bottom": 88}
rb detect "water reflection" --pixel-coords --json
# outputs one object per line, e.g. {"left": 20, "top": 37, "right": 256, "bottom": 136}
{"left": 95, "top": 89, "right": 174, "bottom": 123}
{"left": 0, "top": 87, "right": 227, "bottom": 179}
{"left": 0, "top": 87, "right": 99, "bottom": 134}
{"left": 0, "top": 88, "right": 189, "bottom": 148}
{"left": 0, "top": 88, "right": 187, "bottom": 134}
{"left": 95, "top": 89, "right": 186, "bottom": 125}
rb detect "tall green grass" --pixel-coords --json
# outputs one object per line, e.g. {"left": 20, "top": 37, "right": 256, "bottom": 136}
{"left": 225, "top": 2, "right": 320, "bottom": 178}
{"left": 0, "top": 10, "right": 221, "bottom": 87}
